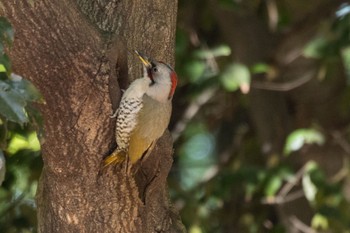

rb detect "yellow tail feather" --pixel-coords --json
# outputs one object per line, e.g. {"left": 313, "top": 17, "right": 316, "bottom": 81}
{"left": 103, "top": 149, "right": 126, "bottom": 167}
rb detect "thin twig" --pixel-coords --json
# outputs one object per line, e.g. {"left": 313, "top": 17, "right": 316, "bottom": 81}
{"left": 172, "top": 29, "right": 221, "bottom": 142}
{"left": 262, "top": 164, "right": 308, "bottom": 205}
{"left": 171, "top": 86, "right": 218, "bottom": 142}
{"left": 266, "top": 0, "right": 279, "bottom": 31}
{"left": 278, "top": 164, "right": 307, "bottom": 197}
{"left": 289, "top": 216, "right": 317, "bottom": 233}
{"left": 262, "top": 190, "right": 305, "bottom": 205}
{"left": 329, "top": 131, "right": 350, "bottom": 182}
{"left": 332, "top": 131, "right": 350, "bottom": 154}
{"left": 251, "top": 70, "right": 314, "bottom": 92}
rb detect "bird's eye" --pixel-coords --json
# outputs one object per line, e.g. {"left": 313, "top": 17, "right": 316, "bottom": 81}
{"left": 152, "top": 67, "right": 158, "bottom": 73}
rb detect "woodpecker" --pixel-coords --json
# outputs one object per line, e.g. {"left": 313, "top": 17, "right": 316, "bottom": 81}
{"left": 104, "top": 51, "right": 178, "bottom": 166}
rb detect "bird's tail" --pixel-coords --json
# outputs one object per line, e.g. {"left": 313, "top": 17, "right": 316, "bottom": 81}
{"left": 103, "top": 149, "right": 126, "bottom": 167}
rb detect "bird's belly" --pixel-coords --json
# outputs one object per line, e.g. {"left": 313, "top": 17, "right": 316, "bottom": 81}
{"left": 115, "top": 98, "right": 143, "bottom": 150}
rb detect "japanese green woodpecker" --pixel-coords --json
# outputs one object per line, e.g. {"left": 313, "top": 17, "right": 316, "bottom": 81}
{"left": 104, "top": 51, "right": 177, "bottom": 166}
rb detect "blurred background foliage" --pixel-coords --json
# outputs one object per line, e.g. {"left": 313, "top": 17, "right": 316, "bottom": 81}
{"left": 168, "top": 0, "right": 350, "bottom": 232}
{"left": 0, "top": 16, "right": 42, "bottom": 233}
{"left": 1, "top": 0, "right": 350, "bottom": 232}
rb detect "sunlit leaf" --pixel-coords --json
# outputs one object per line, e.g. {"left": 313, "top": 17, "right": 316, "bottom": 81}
{"left": 0, "top": 63, "right": 7, "bottom": 81}
{"left": 265, "top": 175, "right": 282, "bottom": 197}
{"left": 194, "top": 45, "right": 231, "bottom": 59}
{"left": 302, "top": 161, "right": 319, "bottom": 204}
{"left": 189, "top": 225, "right": 202, "bottom": 233}
{"left": 284, "top": 128, "right": 325, "bottom": 155}
{"left": 311, "top": 213, "right": 329, "bottom": 230}
{"left": 303, "top": 37, "right": 328, "bottom": 58}
{"left": 302, "top": 172, "right": 318, "bottom": 202}
{"left": 0, "top": 64, "right": 6, "bottom": 73}
{"left": 220, "top": 63, "right": 251, "bottom": 93}
{"left": 263, "top": 167, "right": 293, "bottom": 199}
{"left": 304, "top": 161, "right": 318, "bottom": 172}
{"left": 7, "top": 132, "right": 41, "bottom": 155}
{"left": 336, "top": 3, "right": 350, "bottom": 18}
{"left": 251, "top": 63, "right": 270, "bottom": 74}
{"left": 0, "top": 53, "right": 11, "bottom": 74}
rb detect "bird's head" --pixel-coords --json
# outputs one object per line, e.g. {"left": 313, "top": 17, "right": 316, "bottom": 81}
{"left": 135, "top": 50, "right": 177, "bottom": 102}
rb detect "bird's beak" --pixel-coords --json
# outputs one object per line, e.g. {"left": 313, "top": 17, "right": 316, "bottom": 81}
{"left": 135, "top": 50, "right": 152, "bottom": 69}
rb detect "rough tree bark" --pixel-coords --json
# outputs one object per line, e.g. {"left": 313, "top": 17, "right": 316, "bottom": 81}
{"left": 1, "top": 1, "right": 185, "bottom": 232}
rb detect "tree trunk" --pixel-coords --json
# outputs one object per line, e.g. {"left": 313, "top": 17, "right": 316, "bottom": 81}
{"left": 1, "top": 1, "right": 185, "bottom": 232}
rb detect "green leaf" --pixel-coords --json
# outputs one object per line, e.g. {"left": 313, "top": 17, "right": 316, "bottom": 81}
{"left": 265, "top": 176, "right": 282, "bottom": 197}
{"left": 302, "top": 161, "right": 319, "bottom": 204}
{"left": 220, "top": 63, "right": 251, "bottom": 93}
{"left": 341, "top": 46, "right": 350, "bottom": 84}
{"left": 0, "top": 53, "right": 11, "bottom": 74}
{"left": 189, "top": 225, "right": 202, "bottom": 233}
{"left": 0, "top": 80, "right": 28, "bottom": 124}
{"left": 0, "top": 17, "right": 14, "bottom": 47}
{"left": 7, "top": 131, "right": 41, "bottom": 154}
{"left": 184, "top": 60, "right": 206, "bottom": 83}
{"left": 303, "top": 37, "right": 328, "bottom": 58}
{"left": 9, "top": 74, "right": 43, "bottom": 102}
{"left": 284, "top": 128, "right": 325, "bottom": 155}
{"left": 311, "top": 213, "right": 329, "bottom": 230}
{"left": 194, "top": 45, "right": 231, "bottom": 59}
{"left": 0, "top": 63, "right": 7, "bottom": 80}
{"left": 0, "top": 64, "right": 6, "bottom": 73}
{"left": 302, "top": 171, "right": 318, "bottom": 202}
{"left": 251, "top": 63, "right": 270, "bottom": 74}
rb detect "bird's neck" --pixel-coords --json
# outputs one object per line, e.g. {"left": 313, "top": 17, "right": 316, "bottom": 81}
{"left": 146, "top": 83, "right": 172, "bottom": 103}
